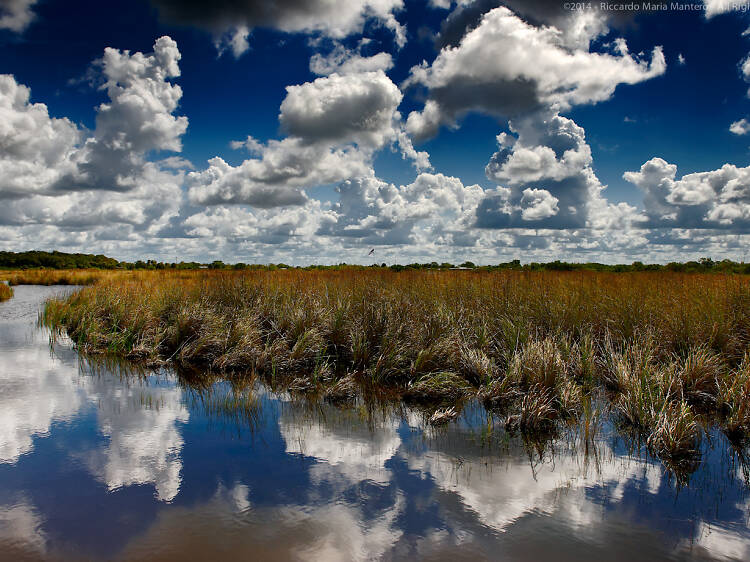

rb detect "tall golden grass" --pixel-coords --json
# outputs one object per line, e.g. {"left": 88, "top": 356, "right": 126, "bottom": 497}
{"left": 0, "top": 268, "right": 126, "bottom": 286}
{"left": 0, "top": 282, "right": 12, "bottom": 301}
{"left": 43, "top": 268, "right": 750, "bottom": 465}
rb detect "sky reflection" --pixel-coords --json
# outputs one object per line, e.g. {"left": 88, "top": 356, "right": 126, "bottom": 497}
{"left": 0, "top": 286, "right": 749, "bottom": 561}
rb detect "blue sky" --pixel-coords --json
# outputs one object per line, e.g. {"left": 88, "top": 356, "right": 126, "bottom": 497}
{"left": 1, "top": 0, "right": 750, "bottom": 264}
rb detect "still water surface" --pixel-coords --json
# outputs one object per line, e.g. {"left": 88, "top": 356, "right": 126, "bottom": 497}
{"left": 1, "top": 286, "right": 750, "bottom": 561}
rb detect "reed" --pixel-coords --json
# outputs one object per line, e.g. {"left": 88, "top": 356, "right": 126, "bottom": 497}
{"left": 0, "top": 282, "right": 12, "bottom": 301}
{"left": 41, "top": 268, "right": 750, "bottom": 465}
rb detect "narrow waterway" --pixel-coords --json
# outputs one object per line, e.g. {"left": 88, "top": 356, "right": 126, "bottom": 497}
{"left": 1, "top": 285, "right": 749, "bottom": 561}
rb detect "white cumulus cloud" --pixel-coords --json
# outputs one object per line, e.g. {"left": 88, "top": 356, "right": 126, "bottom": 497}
{"left": 404, "top": 6, "right": 665, "bottom": 140}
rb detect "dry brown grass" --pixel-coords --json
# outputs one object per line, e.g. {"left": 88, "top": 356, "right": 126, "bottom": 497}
{"left": 0, "top": 268, "right": 124, "bottom": 286}
{"left": 0, "top": 283, "right": 12, "bottom": 302}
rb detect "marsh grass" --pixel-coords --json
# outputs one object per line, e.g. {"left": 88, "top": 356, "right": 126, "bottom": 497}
{"left": 0, "top": 282, "right": 12, "bottom": 302}
{"left": 42, "top": 268, "right": 750, "bottom": 470}
{"left": 404, "top": 371, "right": 472, "bottom": 404}
{"left": 0, "top": 268, "right": 120, "bottom": 286}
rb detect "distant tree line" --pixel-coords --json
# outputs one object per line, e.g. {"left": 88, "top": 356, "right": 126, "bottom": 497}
{"left": 0, "top": 250, "right": 120, "bottom": 269}
{"left": 2, "top": 251, "right": 750, "bottom": 274}
{"left": 385, "top": 258, "right": 750, "bottom": 274}
{"left": 0, "top": 251, "right": 201, "bottom": 271}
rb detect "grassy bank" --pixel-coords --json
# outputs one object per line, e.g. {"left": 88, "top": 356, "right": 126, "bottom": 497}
{"left": 0, "top": 268, "right": 123, "bottom": 286}
{"left": 0, "top": 283, "right": 12, "bottom": 301}
{"left": 43, "top": 269, "right": 750, "bottom": 471}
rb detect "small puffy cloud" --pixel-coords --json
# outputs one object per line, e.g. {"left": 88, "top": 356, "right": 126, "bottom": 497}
{"left": 0, "top": 0, "right": 37, "bottom": 32}
{"left": 486, "top": 115, "right": 592, "bottom": 186}
{"left": 230, "top": 135, "right": 264, "bottom": 154}
{"left": 520, "top": 187, "right": 559, "bottom": 220}
{"left": 405, "top": 6, "right": 665, "bottom": 140}
{"left": 741, "top": 56, "right": 750, "bottom": 83}
{"left": 214, "top": 25, "right": 250, "bottom": 59}
{"left": 150, "top": 0, "right": 406, "bottom": 56}
{"left": 310, "top": 44, "right": 394, "bottom": 76}
{"left": 730, "top": 118, "right": 750, "bottom": 135}
{"left": 396, "top": 131, "right": 432, "bottom": 171}
{"left": 188, "top": 152, "right": 315, "bottom": 207}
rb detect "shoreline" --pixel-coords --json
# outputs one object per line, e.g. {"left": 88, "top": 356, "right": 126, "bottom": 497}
{"left": 40, "top": 269, "right": 750, "bottom": 476}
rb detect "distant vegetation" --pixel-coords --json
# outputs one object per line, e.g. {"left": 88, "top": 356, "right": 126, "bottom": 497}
{"left": 0, "top": 250, "right": 120, "bottom": 270}
{"left": 0, "top": 250, "right": 201, "bottom": 271}
{"left": 2, "top": 250, "right": 750, "bottom": 274}
{"left": 43, "top": 268, "right": 750, "bottom": 479}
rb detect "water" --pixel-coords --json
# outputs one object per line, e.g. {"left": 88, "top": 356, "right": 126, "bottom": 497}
{"left": 1, "top": 286, "right": 750, "bottom": 561}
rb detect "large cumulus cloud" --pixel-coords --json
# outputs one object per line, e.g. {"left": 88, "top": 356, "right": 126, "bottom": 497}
{"left": 433, "top": 0, "right": 613, "bottom": 51}
{"left": 477, "top": 112, "right": 638, "bottom": 230}
{"left": 0, "top": 75, "right": 80, "bottom": 199}
{"left": 55, "top": 36, "right": 188, "bottom": 193}
{"left": 186, "top": 69, "right": 412, "bottom": 208}
{"left": 0, "top": 37, "right": 188, "bottom": 244}
{"left": 404, "top": 6, "right": 665, "bottom": 140}
{"left": 624, "top": 158, "right": 750, "bottom": 229}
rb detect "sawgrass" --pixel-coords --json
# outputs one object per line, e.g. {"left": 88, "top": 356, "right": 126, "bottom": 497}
{"left": 42, "top": 268, "right": 750, "bottom": 466}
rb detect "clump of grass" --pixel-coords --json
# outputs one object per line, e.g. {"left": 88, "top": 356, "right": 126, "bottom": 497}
{"left": 325, "top": 373, "right": 360, "bottom": 404}
{"left": 676, "top": 346, "right": 724, "bottom": 408}
{"left": 556, "top": 378, "right": 583, "bottom": 419}
{"left": 0, "top": 283, "right": 12, "bottom": 302}
{"left": 611, "top": 359, "right": 667, "bottom": 431}
{"left": 509, "top": 385, "right": 558, "bottom": 434}
{"left": 506, "top": 337, "right": 566, "bottom": 390}
{"left": 569, "top": 334, "right": 597, "bottom": 387}
{"left": 720, "top": 352, "right": 750, "bottom": 440}
{"left": 454, "top": 345, "right": 496, "bottom": 385}
{"left": 404, "top": 371, "right": 472, "bottom": 404}
{"left": 648, "top": 399, "right": 701, "bottom": 463}
{"left": 482, "top": 335, "right": 585, "bottom": 421}
{"left": 600, "top": 336, "right": 659, "bottom": 392}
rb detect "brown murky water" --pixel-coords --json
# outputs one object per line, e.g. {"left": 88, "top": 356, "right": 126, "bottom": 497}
{"left": 1, "top": 285, "right": 749, "bottom": 561}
